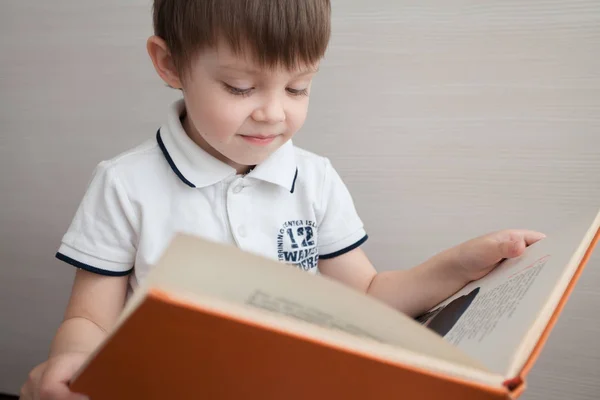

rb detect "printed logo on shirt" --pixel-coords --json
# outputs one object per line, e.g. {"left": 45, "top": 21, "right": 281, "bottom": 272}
{"left": 277, "top": 220, "right": 318, "bottom": 271}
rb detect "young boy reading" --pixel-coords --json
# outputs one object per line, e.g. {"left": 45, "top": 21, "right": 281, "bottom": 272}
{"left": 20, "top": 1, "right": 544, "bottom": 399}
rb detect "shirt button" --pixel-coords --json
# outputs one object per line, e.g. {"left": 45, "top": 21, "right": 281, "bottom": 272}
{"left": 233, "top": 185, "right": 243, "bottom": 194}
{"left": 238, "top": 225, "right": 247, "bottom": 238}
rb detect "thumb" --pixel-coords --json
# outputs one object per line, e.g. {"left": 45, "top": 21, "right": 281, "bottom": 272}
{"left": 497, "top": 230, "right": 545, "bottom": 259}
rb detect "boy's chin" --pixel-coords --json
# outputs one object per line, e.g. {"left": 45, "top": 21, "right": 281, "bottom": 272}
{"left": 230, "top": 155, "right": 269, "bottom": 169}
{"left": 229, "top": 147, "right": 281, "bottom": 166}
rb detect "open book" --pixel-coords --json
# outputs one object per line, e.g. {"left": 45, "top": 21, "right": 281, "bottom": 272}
{"left": 69, "top": 208, "right": 600, "bottom": 399}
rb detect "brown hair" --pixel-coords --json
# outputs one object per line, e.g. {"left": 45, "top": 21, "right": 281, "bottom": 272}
{"left": 153, "top": 0, "right": 331, "bottom": 74}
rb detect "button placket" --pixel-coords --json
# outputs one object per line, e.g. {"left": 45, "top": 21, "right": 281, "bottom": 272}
{"left": 227, "top": 178, "right": 249, "bottom": 246}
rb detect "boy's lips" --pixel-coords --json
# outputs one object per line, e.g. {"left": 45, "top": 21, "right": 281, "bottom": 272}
{"left": 240, "top": 134, "right": 279, "bottom": 146}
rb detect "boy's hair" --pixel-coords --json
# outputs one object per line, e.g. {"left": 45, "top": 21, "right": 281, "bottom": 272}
{"left": 153, "top": 0, "right": 331, "bottom": 75}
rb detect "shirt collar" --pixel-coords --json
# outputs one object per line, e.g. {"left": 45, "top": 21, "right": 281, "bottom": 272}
{"left": 246, "top": 139, "right": 298, "bottom": 193}
{"left": 157, "top": 99, "right": 298, "bottom": 192}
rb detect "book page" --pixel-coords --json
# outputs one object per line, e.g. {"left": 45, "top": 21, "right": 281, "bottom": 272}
{"left": 416, "top": 208, "right": 600, "bottom": 376}
{"left": 132, "top": 233, "right": 487, "bottom": 373}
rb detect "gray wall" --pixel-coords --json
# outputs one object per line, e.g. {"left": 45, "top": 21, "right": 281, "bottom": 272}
{"left": 1, "top": 1, "right": 599, "bottom": 398}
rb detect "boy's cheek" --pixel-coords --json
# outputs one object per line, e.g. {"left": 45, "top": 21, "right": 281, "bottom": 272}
{"left": 209, "top": 102, "right": 249, "bottom": 134}
{"left": 187, "top": 92, "right": 233, "bottom": 128}
{"left": 288, "top": 105, "right": 309, "bottom": 133}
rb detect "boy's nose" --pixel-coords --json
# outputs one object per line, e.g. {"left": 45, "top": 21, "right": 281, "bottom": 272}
{"left": 252, "top": 95, "right": 286, "bottom": 123}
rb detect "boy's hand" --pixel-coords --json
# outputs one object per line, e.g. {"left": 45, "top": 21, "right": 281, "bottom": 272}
{"left": 455, "top": 229, "right": 546, "bottom": 282}
{"left": 20, "top": 352, "right": 90, "bottom": 400}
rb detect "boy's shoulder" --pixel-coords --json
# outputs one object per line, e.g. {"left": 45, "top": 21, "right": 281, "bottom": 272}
{"left": 100, "top": 136, "right": 161, "bottom": 171}
{"left": 85, "top": 131, "right": 174, "bottom": 192}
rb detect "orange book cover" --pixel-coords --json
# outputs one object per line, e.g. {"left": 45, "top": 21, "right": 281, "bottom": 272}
{"left": 69, "top": 213, "right": 600, "bottom": 400}
{"left": 69, "top": 290, "right": 510, "bottom": 400}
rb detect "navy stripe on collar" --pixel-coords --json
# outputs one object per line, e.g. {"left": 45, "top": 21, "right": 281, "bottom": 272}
{"left": 156, "top": 129, "right": 196, "bottom": 188}
{"left": 290, "top": 168, "right": 298, "bottom": 193}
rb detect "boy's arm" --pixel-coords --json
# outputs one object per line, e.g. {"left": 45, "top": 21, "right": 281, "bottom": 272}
{"left": 20, "top": 269, "right": 129, "bottom": 399}
{"left": 318, "top": 247, "right": 466, "bottom": 318}
{"left": 318, "top": 229, "right": 544, "bottom": 318}
{"left": 49, "top": 268, "right": 129, "bottom": 357}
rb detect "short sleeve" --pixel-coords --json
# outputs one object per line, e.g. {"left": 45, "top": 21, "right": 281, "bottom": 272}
{"left": 55, "top": 161, "right": 139, "bottom": 276}
{"left": 316, "top": 159, "right": 368, "bottom": 259}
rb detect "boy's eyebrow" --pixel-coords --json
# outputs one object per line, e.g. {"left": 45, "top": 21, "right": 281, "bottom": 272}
{"left": 219, "top": 64, "right": 319, "bottom": 77}
{"left": 295, "top": 67, "right": 319, "bottom": 76}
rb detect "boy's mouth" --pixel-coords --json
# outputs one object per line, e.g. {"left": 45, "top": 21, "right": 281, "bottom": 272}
{"left": 239, "top": 134, "right": 278, "bottom": 146}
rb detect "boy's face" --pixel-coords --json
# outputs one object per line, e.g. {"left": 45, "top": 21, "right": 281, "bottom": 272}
{"left": 150, "top": 38, "right": 319, "bottom": 173}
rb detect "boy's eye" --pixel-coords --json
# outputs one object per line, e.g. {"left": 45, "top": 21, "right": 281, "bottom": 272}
{"left": 222, "top": 82, "right": 308, "bottom": 97}
{"left": 287, "top": 88, "right": 309, "bottom": 96}
{"left": 222, "top": 82, "right": 253, "bottom": 96}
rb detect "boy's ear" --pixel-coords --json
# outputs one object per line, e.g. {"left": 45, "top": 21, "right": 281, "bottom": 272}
{"left": 147, "top": 36, "right": 183, "bottom": 89}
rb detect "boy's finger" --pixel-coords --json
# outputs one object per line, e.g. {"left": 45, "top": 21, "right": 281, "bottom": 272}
{"left": 498, "top": 238, "right": 525, "bottom": 258}
{"left": 497, "top": 230, "right": 545, "bottom": 245}
{"left": 496, "top": 230, "right": 545, "bottom": 258}
{"left": 40, "top": 383, "right": 89, "bottom": 400}
{"left": 40, "top": 360, "right": 90, "bottom": 400}
{"left": 521, "top": 230, "right": 546, "bottom": 245}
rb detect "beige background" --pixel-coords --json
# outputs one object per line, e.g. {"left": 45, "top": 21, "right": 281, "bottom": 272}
{"left": 1, "top": 0, "right": 599, "bottom": 398}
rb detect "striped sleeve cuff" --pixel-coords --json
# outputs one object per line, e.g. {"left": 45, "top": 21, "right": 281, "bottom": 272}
{"left": 56, "top": 243, "right": 133, "bottom": 276}
{"left": 319, "top": 229, "right": 368, "bottom": 259}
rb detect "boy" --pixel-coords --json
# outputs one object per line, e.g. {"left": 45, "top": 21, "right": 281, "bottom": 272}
{"left": 20, "top": 1, "right": 544, "bottom": 399}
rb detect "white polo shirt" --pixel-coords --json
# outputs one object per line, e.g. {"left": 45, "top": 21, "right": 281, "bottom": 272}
{"left": 56, "top": 99, "right": 368, "bottom": 292}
